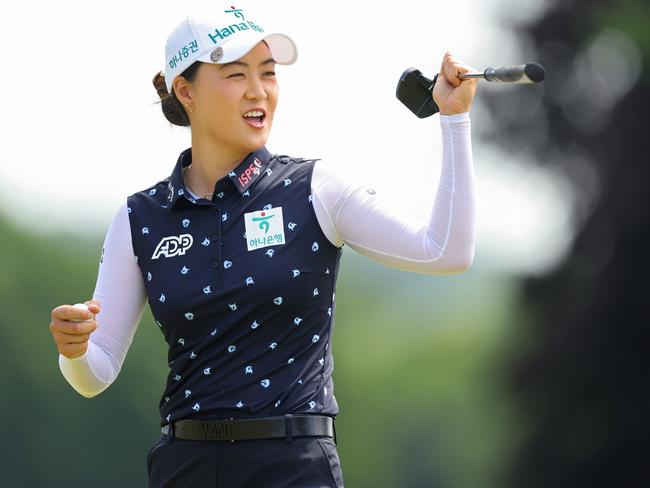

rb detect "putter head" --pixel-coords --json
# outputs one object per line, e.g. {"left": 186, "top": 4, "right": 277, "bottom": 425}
{"left": 396, "top": 67, "right": 440, "bottom": 118}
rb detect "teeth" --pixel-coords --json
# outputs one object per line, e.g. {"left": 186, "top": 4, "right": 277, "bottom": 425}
{"left": 244, "top": 110, "right": 264, "bottom": 117}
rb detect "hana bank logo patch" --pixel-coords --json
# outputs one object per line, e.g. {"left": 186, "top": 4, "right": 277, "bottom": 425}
{"left": 244, "top": 207, "right": 286, "bottom": 251}
{"left": 152, "top": 234, "right": 193, "bottom": 259}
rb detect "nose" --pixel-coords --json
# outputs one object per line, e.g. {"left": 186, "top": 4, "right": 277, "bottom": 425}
{"left": 245, "top": 73, "right": 268, "bottom": 101}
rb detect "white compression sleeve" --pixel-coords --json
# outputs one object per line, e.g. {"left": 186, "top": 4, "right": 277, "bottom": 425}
{"left": 311, "top": 112, "right": 476, "bottom": 274}
{"left": 57, "top": 113, "right": 475, "bottom": 396}
{"left": 58, "top": 200, "right": 147, "bottom": 398}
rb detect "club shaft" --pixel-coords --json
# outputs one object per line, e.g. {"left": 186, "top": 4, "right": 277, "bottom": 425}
{"left": 457, "top": 72, "right": 485, "bottom": 79}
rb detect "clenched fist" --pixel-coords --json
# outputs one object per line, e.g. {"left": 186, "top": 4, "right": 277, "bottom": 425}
{"left": 432, "top": 51, "right": 479, "bottom": 115}
{"left": 50, "top": 300, "right": 101, "bottom": 359}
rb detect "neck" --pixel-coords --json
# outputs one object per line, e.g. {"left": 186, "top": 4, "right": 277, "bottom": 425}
{"left": 185, "top": 134, "right": 252, "bottom": 197}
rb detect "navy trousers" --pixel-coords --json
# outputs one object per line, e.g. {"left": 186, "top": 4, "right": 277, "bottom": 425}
{"left": 146, "top": 431, "right": 344, "bottom": 487}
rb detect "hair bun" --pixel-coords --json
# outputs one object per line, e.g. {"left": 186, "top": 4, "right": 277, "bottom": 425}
{"left": 152, "top": 71, "right": 170, "bottom": 100}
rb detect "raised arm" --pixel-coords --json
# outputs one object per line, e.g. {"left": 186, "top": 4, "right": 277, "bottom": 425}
{"left": 56, "top": 201, "right": 148, "bottom": 397}
{"left": 312, "top": 111, "right": 475, "bottom": 274}
{"left": 311, "top": 51, "right": 478, "bottom": 275}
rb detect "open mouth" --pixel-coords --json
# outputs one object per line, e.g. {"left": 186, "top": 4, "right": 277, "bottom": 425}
{"left": 242, "top": 110, "right": 266, "bottom": 128}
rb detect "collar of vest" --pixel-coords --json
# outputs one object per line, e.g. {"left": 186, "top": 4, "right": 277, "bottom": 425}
{"left": 166, "top": 145, "right": 274, "bottom": 209}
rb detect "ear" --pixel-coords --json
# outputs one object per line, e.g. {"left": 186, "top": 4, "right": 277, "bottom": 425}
{"left": 173, "top": 76, "right": 193, "bottom": 106}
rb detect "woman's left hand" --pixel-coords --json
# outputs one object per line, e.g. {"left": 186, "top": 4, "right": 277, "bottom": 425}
{"left": 432, "top": 51, "right": 479, "bottom": 115}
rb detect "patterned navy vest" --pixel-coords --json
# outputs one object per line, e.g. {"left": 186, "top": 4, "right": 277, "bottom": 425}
{"left": 126, "top": 145, "right": 343, "bottom": 426}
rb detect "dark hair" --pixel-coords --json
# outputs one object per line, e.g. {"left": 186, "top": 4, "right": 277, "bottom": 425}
{"left": 152, "top": 62, "right": 202, "bottom": 127}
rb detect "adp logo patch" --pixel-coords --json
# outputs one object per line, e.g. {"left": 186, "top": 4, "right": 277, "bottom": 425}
{"left": 152, "top": 234, "right": 194, "bottom": 259}
{"left": 244, "top": 207, "right": 285, "bottom": 251}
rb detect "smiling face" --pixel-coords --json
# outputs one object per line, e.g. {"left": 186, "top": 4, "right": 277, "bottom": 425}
{"left": 173, "top": 40, "right": 278, "bottom": 157}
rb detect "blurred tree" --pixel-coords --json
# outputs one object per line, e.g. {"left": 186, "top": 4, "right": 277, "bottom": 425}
{"left": 481, "top": 0, "right": 650, "bottom": 486}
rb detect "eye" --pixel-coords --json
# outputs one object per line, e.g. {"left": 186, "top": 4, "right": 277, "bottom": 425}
{"left": 228, "top": 73, "right": 244, "bottom": 78}
{"left": 265, "top": 71, "right": 276, "bottom": 76}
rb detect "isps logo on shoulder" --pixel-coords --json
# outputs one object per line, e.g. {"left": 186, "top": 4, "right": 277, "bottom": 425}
{"left": 152, "top": 234, "right": 193, "bottom": 259}
{"left": 244, "top": 207, "right": 286, "bottom": 251}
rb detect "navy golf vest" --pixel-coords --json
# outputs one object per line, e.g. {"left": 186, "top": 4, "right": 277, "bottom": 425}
{"left": 126, "top": 145, "right": 343, "bottom": 427}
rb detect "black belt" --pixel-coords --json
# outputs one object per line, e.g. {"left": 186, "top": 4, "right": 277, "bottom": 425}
{"left": 161, "top": 414, "right": 336, "bottom": 444}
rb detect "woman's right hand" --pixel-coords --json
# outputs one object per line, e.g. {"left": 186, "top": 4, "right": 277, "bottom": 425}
{"left": 50, "top": 300, "right": 101, "bottom": 359}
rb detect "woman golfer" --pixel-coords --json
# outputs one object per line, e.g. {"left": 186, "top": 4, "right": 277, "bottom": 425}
{"left": 49, "top": 5, "right": 478, "bottom": 487}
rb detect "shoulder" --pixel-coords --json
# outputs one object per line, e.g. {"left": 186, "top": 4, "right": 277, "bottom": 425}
{"left": 311, "top": 158, "right": 365, "bottom": 198}
{"left": 127, "top": 176, "right": 173, "bottom": 209}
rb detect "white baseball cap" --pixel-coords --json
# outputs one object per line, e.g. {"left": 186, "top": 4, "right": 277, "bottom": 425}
{"left": 163, "top": 6, "right": 298, "bottom": 94}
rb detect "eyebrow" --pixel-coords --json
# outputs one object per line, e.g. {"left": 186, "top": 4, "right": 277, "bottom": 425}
{"left": 219, "top": 58, "right": 276, "bottom": 69}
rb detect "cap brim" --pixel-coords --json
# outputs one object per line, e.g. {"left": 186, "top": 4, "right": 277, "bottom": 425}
{"left": 197, "top": 30, "right": 298, "bottom": 65}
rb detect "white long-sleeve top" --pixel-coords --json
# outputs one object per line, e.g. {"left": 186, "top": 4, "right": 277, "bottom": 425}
{"left": 58, "top": 112, "right": 475, "bottom": 398}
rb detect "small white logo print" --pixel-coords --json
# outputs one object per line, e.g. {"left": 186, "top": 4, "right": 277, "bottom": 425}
{"left": 319, "top": 357, "right": 325, "bottom": 365}
{"left": 178, "top": 338, "right": 185, "bottom": 346}
{"left": 327, "top": 307, "right": 332, "bottom": 317}
{"left": 261, "top": 379, "right": 270, "bottom": 388}
{"left": 298, "top": 379, "right": 303, "bottom": 384}
{"left": 182, "top": 219, "right": 190, "bottom": 228}
{"left": 147, "top": 272, "right": 152, "bottom": 281}
{"left": 202, "top": 238, "right": 210, "bottom": 246}
{"left": 159, "top": 293, "right": 166, "bottom": 303}
{"left": 266, "top": 249, "right": 275, "bottom": 258}
{"left": 178, "top": 188, "right": 184, "bottom": 196}
{"left": 210, "top": 328, "right": 217, "bottom": 336}
{"left": 245, "top": 276, "right": 255, "bottom": 285}
{"left": 283, "top": 178, "right": 292, "bottom": 186}
{"left": 228, "top": 171, "right": 236, "bottom": 178}
{"left": 312, "top": 334, "right": 320, "bottom": 343}
{"left": 185, "top": 313, "right": 194, "bottom": 320}
{"left": 173, "top": 374, "right": 181, "bottom": 381}
{"left": 245, "top": 365, "right": 253, "bottom": 374}
{"left": 184, "top": 389, "right": 191, "bottom": 398}
{"left": 308, "top": 194, "right": 313, "bottom": 203}
{"left": 224, "top": 260, "right": 232, "bottom": 269}
{"left": 243, "top": 190, "right": 250, "bottom": 197}
{"left": 229, "top": 303, "right": 238, "bottom": 310}
{"left": 309, "top": 401, "right": 316, "bottom": 409}
{"left": 269, "top": 342, "right": 277, "bottom": 350}
{"left": 326, "top": 268, "right": 330, "bottom": 274}
{"left": 294, "top": 317, "right": 303, "bottom": 326}
{"left": 263, "top": 203, "right": 273, "bottom": 210}
{"left": 192, "top": 403, "right": 200, "bottom": 412}
{"left": 228, "top": 345, "right": 236, "bottom": 353}
{"left": 156, "top": 320, "right": 163, "bottom": 328}
{"left": 222, "top": 213, "right": 228, "bottom": 222}
{"left": 217, "top": 191, "right": 224, "bottom": 199}
{"left": 292, "top": 269, "right": 300, "bottom": 278}
{"left": 152, "top": 234, "right": 193, "bottom": 259}
{"left": 313, "top": 288, "right": 319, "bottom": 297}
{"left": 312, "top": 242, "right": 319, "bottom": 252}
{"left": 250, "top": 320, "right": 260, "bottom": 329}
{"left": 181, "top": 266, "right": 190, "bottom": 274}
{"left": 236, "top": 401, "right": 244, "bottom": 408}
{"left": 287, "top": 358, "right": 294, "bottom": 364}
{"left": 204, "top": 367, "right": 212, "bottom": 375}
{"left": 166, "top": 414, "right": 171, "bottom": 422}
{"left": 127, "top": 206, "right": 132, "bottom": 213}
{"left": 142, "top": 227, "right": 149, "bottom": 235}
{"left": 203, "top": 286, "right": 212, "bottom": 294}
{"left": 273, "top": 297, "right": 283, "bottom": 305}
{"left": 288, "top": 222, "right": 297, "bottom": 231}
{"left": 275, "top": 400, "right": 282, "bottom": 407}
{"left": 190, "top": 352, "right": 197, "bottom": 359}
{"left": 149, "top": 188, "right": 157, "bottom": 195}
{"left": 165, "top": 396, "right": 170, "bottom": 402}
{"left": 265, "top": 168, "right": 272, "bottom": 176}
